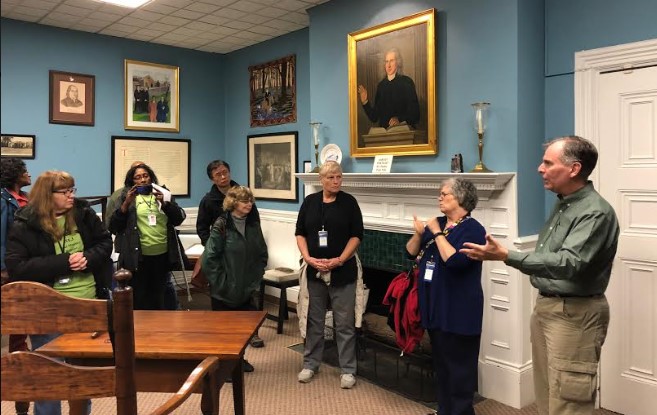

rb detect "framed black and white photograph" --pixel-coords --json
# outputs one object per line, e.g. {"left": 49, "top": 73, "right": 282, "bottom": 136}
{"left": 1, "top": 134, "right": 35, "bottom": 159}
{"left": 248, "top": 132, "right": 298, "bottom": 202}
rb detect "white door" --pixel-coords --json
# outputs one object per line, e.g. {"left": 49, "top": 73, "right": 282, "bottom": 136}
{"left": 597, "top": 65, "right": 657, "bottom": 415}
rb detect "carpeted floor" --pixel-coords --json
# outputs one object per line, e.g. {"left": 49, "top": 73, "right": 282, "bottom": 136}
{"left": 1, "top": 291, "right": 622, "bottom": 415}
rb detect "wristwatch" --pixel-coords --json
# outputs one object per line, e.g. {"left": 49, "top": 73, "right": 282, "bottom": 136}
{"left": 433, "top": 231, "right": 445, "bottom": 238}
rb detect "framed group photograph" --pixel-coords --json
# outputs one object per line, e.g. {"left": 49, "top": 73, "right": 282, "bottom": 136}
{"left": 248, "top": 132, "right": 298, "bottom": 202}
{"left": 124, "top": 60, "right": 180, "bottom": 132}
{"left": 249, "top": 55, "right": 297, "bottom": 127}
{"left": 1, "top": 134, "right": 35, "bottom": 159}
{"left": 348, "top": 9, "right": 437, "bottom": 157}
{"left": 111, "top": 136, "right": 190, "bottom": 197}
{"left": 49, "top": 70, "right": 95, "bottom": 126}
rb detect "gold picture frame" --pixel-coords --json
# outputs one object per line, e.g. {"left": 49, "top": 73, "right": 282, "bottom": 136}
{"left": 124, "top": 60, "right": 180, "bottom": 132}
{"left": 348, "top": 9, "right": 436, "bottom": 157}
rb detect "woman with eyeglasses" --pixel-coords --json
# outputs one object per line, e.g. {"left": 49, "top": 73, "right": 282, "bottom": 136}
{"left": 405, "top": 178, "right": 486, "bottom": 415}
{"left": 201, "top": 185, "right": 268, "bottom": 373}
{"left": 5, "top": 170, "right": 113, "bottom": 415}
{"left": 109, "top": 163, "right": 186, "bottom": 310}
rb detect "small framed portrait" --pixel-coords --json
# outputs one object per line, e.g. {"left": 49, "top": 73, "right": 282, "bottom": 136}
{"left": 1, "top": 134, "right": 35, "bottom": 159}
{"left": 248, "top": 132, "right": 298, "bottom": 202}
{"left": 249, "top": 55, "right": 297, "bottom": 127}
{"left": 49, "top": 71, "right": 95, "bottom": 126}
{"left": 124, "top": 60, "right": 180, "bottom": 132}
{"left": 348, "top": 9, "right": 437, "bottom": 157}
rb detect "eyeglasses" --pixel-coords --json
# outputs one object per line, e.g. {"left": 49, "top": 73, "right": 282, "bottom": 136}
{"left": 53, "top": 187, "right": 77, "bottom": 196}
{"left": 212, "top": 170, "right": 230, "bottom": 178}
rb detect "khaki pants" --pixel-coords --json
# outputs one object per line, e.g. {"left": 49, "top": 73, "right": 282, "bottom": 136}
{"left": 530, "top": 294, "right": 609, "bottom": 415}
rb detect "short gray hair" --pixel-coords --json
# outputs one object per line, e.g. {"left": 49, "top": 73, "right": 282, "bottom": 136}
{"left": 544, "top": 135, "right": 598, "bottom": 180}
{"left": 441, "top": 178, "right": 478, "bottom": 213}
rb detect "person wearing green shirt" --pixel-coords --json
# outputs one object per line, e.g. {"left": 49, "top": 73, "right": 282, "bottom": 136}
{"left": 460, "top": 136, "right": 619, "bottom": 415}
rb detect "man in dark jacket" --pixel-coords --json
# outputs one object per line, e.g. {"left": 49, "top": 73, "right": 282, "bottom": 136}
{"left": 196, "top": 160, "right": 260, "bottom": 246}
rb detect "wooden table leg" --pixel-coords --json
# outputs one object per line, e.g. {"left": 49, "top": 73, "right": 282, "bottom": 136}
{"left": 232, "top": 357, "right": 245, "bottom": 415}
{"left": 69, "top": 399, "right": 87, "bottom": 415}
{"left": 14, "top": 401, "right": 29, "bottom": 415}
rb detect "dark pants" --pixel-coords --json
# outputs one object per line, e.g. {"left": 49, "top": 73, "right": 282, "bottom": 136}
{"left": 131, "top": 253, "right": 170, "bottom": 310}
{"left": 428, "top": 329, "right": 481, "bottom": 415}
{"left": 211, "top": 296, "right": 255, "bottom": 311}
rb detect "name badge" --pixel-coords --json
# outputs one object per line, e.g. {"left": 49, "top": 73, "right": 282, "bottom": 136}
{"left": 318, "top": 230, "right": 328, "bottom": 247}
{"left": 148, "top": 213, "right": 157, "bottom": 226}
{"left": 423, "top": 261, "right": 435, "bottom": 282}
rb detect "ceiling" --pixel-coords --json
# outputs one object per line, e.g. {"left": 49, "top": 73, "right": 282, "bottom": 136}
{"left": 1, "top": 0, "right": 328, "bottom": 54}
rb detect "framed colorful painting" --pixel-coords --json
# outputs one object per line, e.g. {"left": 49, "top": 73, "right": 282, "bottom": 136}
{"left": 348, "top": 9, "right": 437, "bottom": 157}
{"left": 124, "top": 60, "right": 179, "bottom": 132}
{"left": 249, "top": 55, "right": 297, "bottom": 127}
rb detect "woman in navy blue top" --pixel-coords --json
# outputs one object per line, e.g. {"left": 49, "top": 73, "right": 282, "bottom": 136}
{"left": 406, "top": 178, "right": 486, "bottom": 415}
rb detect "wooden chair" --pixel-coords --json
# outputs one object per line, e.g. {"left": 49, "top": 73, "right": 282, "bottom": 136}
{"left": 1, "top": 270, "right": 219, "bottom": 415}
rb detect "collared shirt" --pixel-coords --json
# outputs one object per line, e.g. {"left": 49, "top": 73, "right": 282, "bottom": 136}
{"left": 506, "top": 181, "right": 619, "bottom": 296}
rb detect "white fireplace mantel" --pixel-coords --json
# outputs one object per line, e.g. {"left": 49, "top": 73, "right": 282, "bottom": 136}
{"left": 296, "top": 172, "right": 515, "bottom": 234}
{"left": 296, "top": 172, "right": 514, "bottom": 200}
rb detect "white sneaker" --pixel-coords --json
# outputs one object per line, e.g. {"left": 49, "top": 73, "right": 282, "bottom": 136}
{"left": 340, "top": 373, "right": 356, "bottom": 389}
{"left": 298, "top": 368, "right": 315, "bottom": 383}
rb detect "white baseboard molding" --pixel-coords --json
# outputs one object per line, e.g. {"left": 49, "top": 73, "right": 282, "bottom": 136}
{"left": 479, "top": 358, "right": 535, "bottom": 409}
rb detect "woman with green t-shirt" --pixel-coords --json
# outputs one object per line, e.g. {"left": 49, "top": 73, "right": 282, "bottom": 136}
{"left": 5, "top": 170, "right": 113, "bottom": 415}
{"left": 109, "top": 163, "right": 186, "bottom": 310}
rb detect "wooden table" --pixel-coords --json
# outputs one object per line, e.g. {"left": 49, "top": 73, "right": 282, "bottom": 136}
{"left": 37, "top": 310, "right": 266, "bottom": 415}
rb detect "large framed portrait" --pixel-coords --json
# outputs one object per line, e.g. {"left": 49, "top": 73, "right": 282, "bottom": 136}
{"left": 49, "top": 70, "right": 95, "bottom": 126}
{"left": 124, "top": 60, "right": 180, "bottom": 132}
{"left": 111, "top": 136, "right": 190, "bottom": 197}
{"left": 249, "top": 55, "right": 297, "bottom": 127}
{"left": 1, "top": 134, "right": 35, "bottom": 159}
{"left": 247, "top": 132, "right": 298, "bottom": 202}
{"left": 348, "top": 9, "right": 436, "bottom": 157}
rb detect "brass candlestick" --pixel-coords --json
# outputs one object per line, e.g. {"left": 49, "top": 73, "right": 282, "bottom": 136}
{"left": 311, "top": 142, "right": 320, "bottom": 173}
{"left": 470, "top": 102, "right": 492, "bottom": 173}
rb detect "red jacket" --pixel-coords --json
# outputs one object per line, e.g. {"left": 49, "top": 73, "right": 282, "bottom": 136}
{"left": 382, "top": 268, "right": 424, "bottom": 354}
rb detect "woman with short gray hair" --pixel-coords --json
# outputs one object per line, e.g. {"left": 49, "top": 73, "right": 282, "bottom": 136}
{"left": 405, "top": 177, "right": 486, "bottom": 415}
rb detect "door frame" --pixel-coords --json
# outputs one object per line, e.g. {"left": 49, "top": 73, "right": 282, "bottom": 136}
{"left": 574, "top": 38, "right": 657, "bottom": 185}
{"left": 574, "top": 37, "right": 657, "bottom": 409}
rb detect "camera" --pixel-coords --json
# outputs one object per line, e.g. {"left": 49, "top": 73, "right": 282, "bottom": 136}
{"left": 135, "top": 185, "right": 152, "bottom": 195}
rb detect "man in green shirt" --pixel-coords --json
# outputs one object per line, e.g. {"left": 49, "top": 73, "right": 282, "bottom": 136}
{"left": 461, "top": 136, "right": 619, "bottom": 415}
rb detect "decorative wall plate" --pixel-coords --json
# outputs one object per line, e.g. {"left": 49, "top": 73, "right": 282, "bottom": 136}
{"left": 320, "top": 144, "right": 342, "bottom": 164}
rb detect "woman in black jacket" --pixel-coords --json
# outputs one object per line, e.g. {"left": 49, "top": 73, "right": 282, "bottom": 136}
{"left": 109, "top": 163, "right": 186, "bottom": 310}
{"left": 6, "top": 170, "right": 112, "bottom": 415}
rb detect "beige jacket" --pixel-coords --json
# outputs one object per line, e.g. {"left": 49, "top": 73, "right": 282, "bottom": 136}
{"left": 297, "top": 254, "right": 366, "bottom": 339}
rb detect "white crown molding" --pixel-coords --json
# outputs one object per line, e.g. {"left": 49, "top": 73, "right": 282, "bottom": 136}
{"left": 259, "top": 208, "right": 298, "bottom": 223}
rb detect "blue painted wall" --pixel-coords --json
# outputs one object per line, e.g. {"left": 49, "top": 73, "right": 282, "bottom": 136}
{"left": 543, "top": 0, "right": 657, "bottom": 212}
{"left": 3, "top": 0, "right": 657, "bottom": 235}
{"left": 222, "top": 29, "right": 310, "bottom": 210}
{"left": 1, "top": 19, "right": 223, "bottom": 208}
{"left": 308, "top": 0, "right": 521, "bottom": 175}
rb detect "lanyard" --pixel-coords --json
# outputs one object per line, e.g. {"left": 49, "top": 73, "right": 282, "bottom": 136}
{"left": 139, "top": 194, "right": 156, "bottom": 212}
{"left": 443, "top": 216, "right": 469, "bottom": 236}
{"left": 56, "top": 218, "right": 68, "bottom": 253}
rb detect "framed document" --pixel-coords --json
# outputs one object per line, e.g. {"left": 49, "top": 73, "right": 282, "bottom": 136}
{"left": 111, "top": 136, "right": 190, "bottom": 197}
